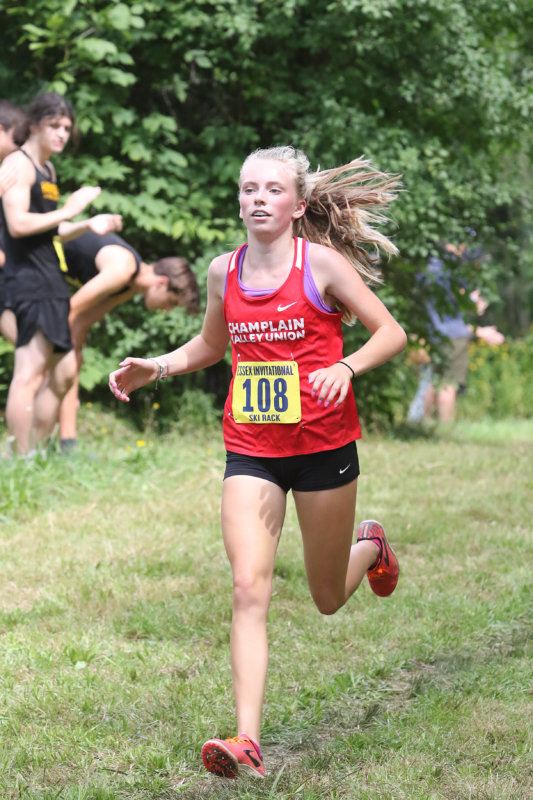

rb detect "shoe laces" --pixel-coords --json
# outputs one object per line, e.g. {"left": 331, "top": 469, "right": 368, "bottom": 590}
{"left": 227, "top": 734, "right": 262, "bottom": 758}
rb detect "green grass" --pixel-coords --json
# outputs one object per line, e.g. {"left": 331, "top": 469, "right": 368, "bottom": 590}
{"left": 0, "top": 407, "right": 532, "bottom": 799}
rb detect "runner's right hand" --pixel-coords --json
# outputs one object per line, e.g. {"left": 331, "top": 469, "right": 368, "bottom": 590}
{"left": 109, "top": 358, "right": 159, "bottom": 403}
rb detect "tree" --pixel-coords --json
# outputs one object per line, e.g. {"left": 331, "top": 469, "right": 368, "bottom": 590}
{"left": 1, "top": 0, "right": 531, "bottom": 423}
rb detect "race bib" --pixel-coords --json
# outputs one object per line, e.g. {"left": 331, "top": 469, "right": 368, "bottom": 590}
{"left": 232, "top": 361, "right": 301, "bottom": 423}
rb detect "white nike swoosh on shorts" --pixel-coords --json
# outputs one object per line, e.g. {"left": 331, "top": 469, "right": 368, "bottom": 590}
{"left": 339, "top": 464, "right": 351, "bottom": 474}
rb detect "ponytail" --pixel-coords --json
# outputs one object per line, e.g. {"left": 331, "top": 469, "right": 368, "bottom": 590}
{"left": 243, "top": 148, "right": 401, "bottom": 324}
{"left": 298, "top": 157, "right": 400, "bottom": 323}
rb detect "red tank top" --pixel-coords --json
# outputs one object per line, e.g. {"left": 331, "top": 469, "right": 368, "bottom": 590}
{"left": 222, "top": 237, "right": 361, "bottom": 457}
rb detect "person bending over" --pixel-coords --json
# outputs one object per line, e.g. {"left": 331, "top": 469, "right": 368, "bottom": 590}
{"left": 58, "top": 230, "right": 199, "bottom": 451}
{"left": 1, "top": 91, "right": 120, "bottom": 454}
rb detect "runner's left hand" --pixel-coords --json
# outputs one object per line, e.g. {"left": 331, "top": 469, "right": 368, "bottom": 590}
{"left": 308, "top": 362, "right": 353, "bottom": 407}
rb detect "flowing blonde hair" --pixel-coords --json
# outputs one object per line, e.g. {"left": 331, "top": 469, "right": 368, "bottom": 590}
{"left": 240, "top": 146, "right": 401, "bottom": 323}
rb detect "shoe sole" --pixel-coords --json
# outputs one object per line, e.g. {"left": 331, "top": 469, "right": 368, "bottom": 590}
{"left": 201, "top": 742, "right": 239, "bottom": 778}
{"left": 201, "top": 741, "right": 265, "bottom": 779}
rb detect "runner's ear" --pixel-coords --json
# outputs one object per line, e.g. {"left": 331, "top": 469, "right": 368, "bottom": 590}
{"left": 292, "top": 199, "right": 306, "bottom": 220}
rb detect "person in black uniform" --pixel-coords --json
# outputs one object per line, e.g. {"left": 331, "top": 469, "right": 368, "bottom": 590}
{"left": 0, "top": 100, "right": 27, "bottom": 345}
{"left": 57, "top": 230, "right": 199, "bottom": 450}
{"left": 1, "top": 91, "right": 120, "bottom": 454}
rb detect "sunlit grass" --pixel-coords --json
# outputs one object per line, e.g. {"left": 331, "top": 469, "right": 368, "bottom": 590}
{"left": 0, "top": 407, "right": 531, "bottom": 799}
{"left": 453, "top": 417, "right": 533, "bottom": 442}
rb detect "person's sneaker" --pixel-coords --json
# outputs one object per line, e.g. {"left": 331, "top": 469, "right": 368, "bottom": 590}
{"left": 357, "top": 519, "right": 399, "bottom": 597}
{"left": 201, "top": 734, "right": 265, "bottom": 779}
{"left": 59, "top": 437, "right": 77, "bottom": 455}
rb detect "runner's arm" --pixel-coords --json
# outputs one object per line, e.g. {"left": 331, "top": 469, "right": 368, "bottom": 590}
{"left": 109, "top": 255, "right": 230, "bottom": 401}
{"left": 308, "top": 244, "right": 407, "bottom": 405}
{"left": 2, "top": 153, "right": 102, "bottom": 238}
{"left": 58, "top": 213, "right": 122, "bottom": 242}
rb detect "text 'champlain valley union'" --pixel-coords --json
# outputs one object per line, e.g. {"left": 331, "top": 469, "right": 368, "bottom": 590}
{"left": 229, "top": 317, "right": 305, "bottom": 344}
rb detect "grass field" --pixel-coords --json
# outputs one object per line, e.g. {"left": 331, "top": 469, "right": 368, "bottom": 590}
{"left": 0, "top": 410, "right": 532, "bottom": 799}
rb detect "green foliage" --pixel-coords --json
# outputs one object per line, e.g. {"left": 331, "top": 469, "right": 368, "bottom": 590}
{"left": 0, "top": 0, "right": 532, "bottom": 420}
{"left": 459, "top": 329, "right": 533, "bottom": 419}
{"left": 342, "top": 308, "right": 413, "bottom": 429}
{"left": 78, "top": 294, "right": 222, "bottom": 430}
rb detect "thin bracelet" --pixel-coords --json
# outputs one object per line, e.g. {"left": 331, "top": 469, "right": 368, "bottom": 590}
{"left": 159, "top": 356, "right": 170, "bottom": 378}
{"left": 149, "top": 358, "right": 164, "bottom": 387}
{"left": 336, "top": 360, "right": 355, "bottom": 379}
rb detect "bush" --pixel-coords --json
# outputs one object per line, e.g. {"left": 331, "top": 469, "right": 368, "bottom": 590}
{"left": 459, "top": 328, "right": 533, "bottom": 419}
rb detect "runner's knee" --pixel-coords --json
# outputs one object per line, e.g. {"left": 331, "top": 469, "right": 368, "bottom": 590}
{"left": 310, "top": 588, "right": 345, "bottom": 616}
{"left": 232, "top": 571, "right": 272, "bottom": 613}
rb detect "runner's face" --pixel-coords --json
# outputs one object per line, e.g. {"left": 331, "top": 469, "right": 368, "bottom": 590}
{"left": 239, "top": 159, "right": 306, "bottom": 236}
{"left": 35, "top": 115, "right": 72, "bottom": 154}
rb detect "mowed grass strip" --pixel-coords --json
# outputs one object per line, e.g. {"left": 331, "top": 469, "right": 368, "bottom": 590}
{"left": 0, "top": 414, "right": 531, "bottom": 799}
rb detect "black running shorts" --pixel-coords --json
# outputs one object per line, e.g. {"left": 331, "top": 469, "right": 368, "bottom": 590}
{"left": 15, "top": 298, "right": 72, "bottom": 353}
{"left": 224, "top": 441, "right": 360, "bottom": 493}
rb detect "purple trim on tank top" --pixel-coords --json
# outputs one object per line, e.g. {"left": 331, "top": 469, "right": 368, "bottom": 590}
{"left": 225, "top": 241, "right": 335, "bottom": 312}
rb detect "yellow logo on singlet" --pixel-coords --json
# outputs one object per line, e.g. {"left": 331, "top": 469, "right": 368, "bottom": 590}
{"left": 41, "top": 181, "right": 59, "bottom": 201}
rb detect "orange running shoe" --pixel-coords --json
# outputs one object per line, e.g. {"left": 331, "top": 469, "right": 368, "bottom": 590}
{"left": 357, "top": 519, "right": 399, "bottom": 597}
{"left": 201, "top": 734, "right": 265, "bottom": 779}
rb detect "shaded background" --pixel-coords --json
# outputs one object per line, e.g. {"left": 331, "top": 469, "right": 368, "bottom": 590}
{"left": 0, "top": 0, "right": 531, "bottom": 427}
